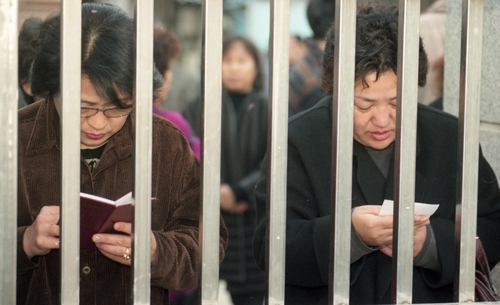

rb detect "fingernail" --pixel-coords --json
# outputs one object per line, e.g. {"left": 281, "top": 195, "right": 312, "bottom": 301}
{"left": 93, "top": 235, "right": 100, "bottom": 241}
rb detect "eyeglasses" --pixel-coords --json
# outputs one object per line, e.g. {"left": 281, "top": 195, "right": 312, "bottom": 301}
{"left": 81, "top": 106, "right": 133, "bottom": 118}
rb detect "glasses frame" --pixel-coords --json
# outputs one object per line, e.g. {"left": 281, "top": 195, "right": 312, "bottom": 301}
{"left": 80, "top": 106, "right": 133, "bottom": 118}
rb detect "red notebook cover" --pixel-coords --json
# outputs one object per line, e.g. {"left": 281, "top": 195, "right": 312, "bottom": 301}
{"left": 80, "top": 192, "right": 133, "bottom": 251}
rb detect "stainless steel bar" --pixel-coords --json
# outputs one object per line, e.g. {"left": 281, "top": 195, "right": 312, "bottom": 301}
{"left": 266, "top": 1, "right": 290, "bottom": 304}
{"left": 59, "top": 1, "right": 82, "bottom": 304}
{"left": 0, "top": 0, "right": 18, "bottom": 304}
{"left": 392, "top": 0, "right": 421, "bottom": 303}
{"left": 132, "top": 1, "right": 155, "bottom": 303}
{"left": 329, "top": 1, "right": 356, "bottom": 304}
{"left": 200, "top": 1, "right": 223, "bottom": 304}
{"left": 454, "top": 0, "right": 484, "bottom": 302}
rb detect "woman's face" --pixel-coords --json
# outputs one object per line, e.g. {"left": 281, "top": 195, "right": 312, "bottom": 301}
{"left": 353, "top": 71, "right": 397, "bottom": 150}
{"left": 222, "top": 41, "right": 257, "bottom": 94}
{"left": 53, "top": 75, "right": 131, "bottom": 149}
{"left": 155, "top": 70, "right": 173, "bottom": 103}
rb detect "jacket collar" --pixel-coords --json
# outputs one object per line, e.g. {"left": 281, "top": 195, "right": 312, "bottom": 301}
{"left": 26, "top": 99, "right": 60, "bottom": 156}
{"left": 26, "top": 98, "right": 132, "bottom": 162}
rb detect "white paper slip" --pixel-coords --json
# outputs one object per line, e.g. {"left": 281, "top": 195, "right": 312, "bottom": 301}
{"left": 379, "top": 199, "right": 439, "bottom": 218}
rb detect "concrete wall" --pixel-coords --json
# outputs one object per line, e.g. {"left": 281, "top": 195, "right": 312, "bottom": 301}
{"left": 444, "top": 0, "right": 500, "bottom": 178}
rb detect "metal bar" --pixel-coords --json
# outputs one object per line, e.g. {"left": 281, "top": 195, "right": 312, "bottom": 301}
{"left": 266, "top": 1, "right": 290, "bottom": 304}
{"left": 392, "top": 0, "right": 420, "bottom": 303}
{"left": 59, "top": 1, "right": 82, "bottom": 304}
{"left": 199, "top": 0, "right": 223, "bottom": 304}
{"left": 132, "top": 1, "right": 155, "bottom": 303}
{"left": 329, "top": 0, "right": 356, "bottom": 304}
{"left": 0, "top": 0, "right": 18, "bottom": 304}
{"left": 454, "top": 0, "right": 484, "bottom": 302}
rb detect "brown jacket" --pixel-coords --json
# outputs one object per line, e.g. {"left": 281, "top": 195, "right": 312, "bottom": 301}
{"left": 17, "top": 99, "right": 228, "bottom": 305}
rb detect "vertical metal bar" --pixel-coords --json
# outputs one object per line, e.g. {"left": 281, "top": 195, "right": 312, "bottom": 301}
{"left": 329, "top": 0, "right": 356, "bottom": 304}
{"left": 132, "top": 1, "right": 154, "bottom": 303}
{"left": 392, "top": 0, "right": 420, "bottom": 303}
{"left": 59, "top": 1, "right": 82, "bottom": 304}
{"left": 266, "top": 1, "right": 290, "bottom": 304}
{"left": 454, "top": 0, "right": 483, "bottom": 302}
{"left": 199, "top": 1, "right": 222, "bottom": 304}
{"left": 0, "top": 0, "right": 18, "bottom": 304}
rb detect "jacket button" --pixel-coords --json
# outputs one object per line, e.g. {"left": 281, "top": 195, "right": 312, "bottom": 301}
{"left": 82, "top": 266, "right": 91, "bottom": 275}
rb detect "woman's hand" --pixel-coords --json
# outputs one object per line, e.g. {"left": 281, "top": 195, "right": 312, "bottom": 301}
{"left": 352, "top": 205, "right": 429, "bottom": 249}
{"left": 93, "top": 222, "right": 158, "bottom": 266}
{"left": 220, "top": 184, "right": 248, "bottom": 214}
{"left": 352, "top": 205, "right": 394, "bottom": 247}
{"left": 379, "top": 225, "right": 428, "bottom": 258}
{"left": 23, "top": 206, "right": 61, "bottom": 259}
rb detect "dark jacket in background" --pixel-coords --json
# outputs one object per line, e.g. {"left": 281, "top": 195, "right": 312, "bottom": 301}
{"left": 288, "top": 38, "right": 325, "bottom": 116}
{"left": 254, "top": 97, "right": 500, "bottom": 304}
{"left": 17, "top": 99, "right": 228, "bottom": 305}
{"left": 184, "top": 89, "right": 267, "bottom": 295}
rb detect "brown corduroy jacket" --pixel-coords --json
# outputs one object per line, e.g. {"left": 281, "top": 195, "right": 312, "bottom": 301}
{"left": 16, "top": 99, "right": 228, "bottom": 305}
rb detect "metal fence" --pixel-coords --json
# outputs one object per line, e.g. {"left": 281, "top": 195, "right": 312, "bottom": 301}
{"left": 0, "top": 0, "right": 491, "bottom": 304}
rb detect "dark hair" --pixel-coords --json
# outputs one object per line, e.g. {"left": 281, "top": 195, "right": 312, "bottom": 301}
{"left": 222, "top": 36, "right": 264, "bottom": 93}
{"left": 31, "top": 3, "right": 163, "bottom": 107}
{"left": 153, "top": 24, "right": 181, "bottom": 75}
{"left": 321, "top": 3, "right": 428, "bottom": 94}
{"left": 18, "top": 17, "right": 44, "bottom": 104}
{"left": 307, "top": 0, "right": 335, "bottom": 40}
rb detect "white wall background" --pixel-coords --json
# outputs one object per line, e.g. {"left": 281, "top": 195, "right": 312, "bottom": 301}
{"left": 244, "top": 0, "right": 313, "bottom": 53}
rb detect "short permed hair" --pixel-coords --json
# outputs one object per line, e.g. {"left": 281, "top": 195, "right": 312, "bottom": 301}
{"left": 321, "top": 3, "right": 428, "bottom": 94}
{"left": 31, "top": 3, "right": 164, "bottom": 107}
{"left": 153, "top": 24, "right": 181, "bottom": 75}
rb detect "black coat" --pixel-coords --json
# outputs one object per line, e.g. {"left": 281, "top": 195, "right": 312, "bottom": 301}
{"left": 254, "top": 97, "right": 500, "bottom": 304}
{"left": 184, "top": 89, "right": 268, "bottom": 294}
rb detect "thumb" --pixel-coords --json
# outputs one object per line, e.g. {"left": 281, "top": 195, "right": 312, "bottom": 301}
{"left": 355, "top": 205, "right": 383, "bottom": 215}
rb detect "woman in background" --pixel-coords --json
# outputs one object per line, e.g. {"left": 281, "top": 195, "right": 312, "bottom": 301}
{"left": 184, "top": 36, "right": 267, "bottom": 305}
{"left": 153, "top": 24, "right": 200, "bottom": 161}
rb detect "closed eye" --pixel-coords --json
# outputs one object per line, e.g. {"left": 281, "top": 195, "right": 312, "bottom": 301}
{"left": 356, "top": 105, "right": 372, "bottom": 111}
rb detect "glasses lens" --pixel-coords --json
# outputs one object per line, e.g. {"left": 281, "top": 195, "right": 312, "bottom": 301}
{"left": 81, "top": 107, "right": 98, "bottom": 118}
{"left": 104, "top": 107, "right": 133, "bottom": 118}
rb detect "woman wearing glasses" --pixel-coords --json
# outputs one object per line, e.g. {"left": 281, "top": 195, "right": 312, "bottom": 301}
{"left": 17, "top": 3, "right": 227, "bottom": 305}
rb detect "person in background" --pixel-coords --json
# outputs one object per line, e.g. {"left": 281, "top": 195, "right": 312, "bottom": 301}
{"left": 157, "top": 30, "right": 201, "bottom": 114}
{"left": 254, "top": 3, "right": 500, "bottom": 304}
{"left": 288, "top": 34, "right": 308, "bottom": 67}
{"left": 183, "top": 36, "right": 267, "bottom": 305}
{"left": 160, "top": 62, "right": 201, "bottom": 114}
{"left": 288, "top": 0, "right": 335, "bottom": 116}
{"left": 18, "top": 17, "right": 44, "bottom": 108}
{"left": 153, "top": 23, "right": 200, "bottom": 161}
{"left": 17, "top": 3, "right": 227, "bottom": 304}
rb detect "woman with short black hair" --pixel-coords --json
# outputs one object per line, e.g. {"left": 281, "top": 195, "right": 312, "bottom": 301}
{"left": 17, "top": 3, "right": 227, "bottom": 304}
